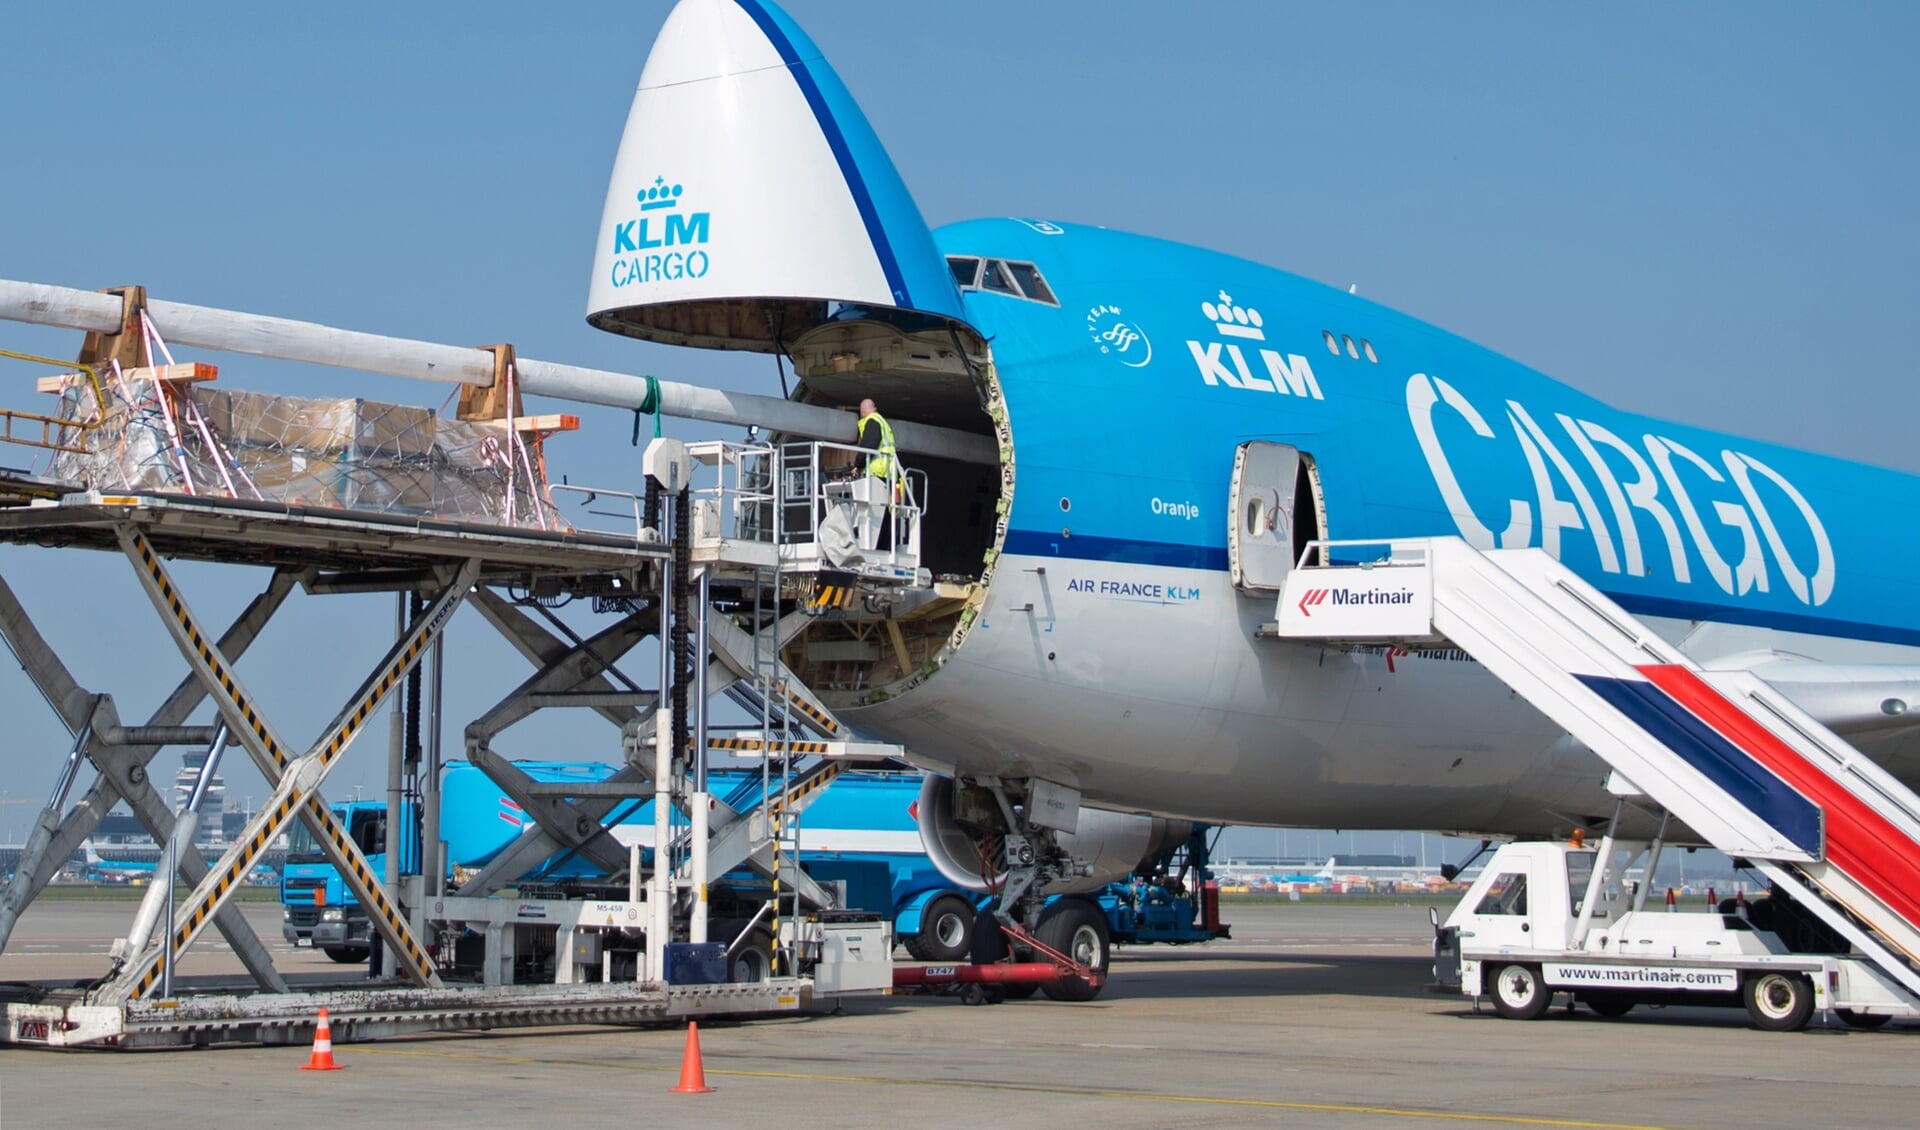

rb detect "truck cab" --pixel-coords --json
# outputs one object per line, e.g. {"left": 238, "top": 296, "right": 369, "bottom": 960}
{"left": 281, "top": 802, "right": 407, "bottom": 962}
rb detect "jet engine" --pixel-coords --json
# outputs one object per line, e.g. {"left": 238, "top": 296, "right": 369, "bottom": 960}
{"left": 916, "top": 775, "right": 1191, "bottom": 895}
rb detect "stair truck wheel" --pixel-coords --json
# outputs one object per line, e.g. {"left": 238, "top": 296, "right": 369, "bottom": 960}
{"left": 1580, "top": 992, "right": 1635, "bottom": 1018}
{"left": 1836, "top": 1008, "right": 1893, "bottom": 1030}
{"left": 904, "top": 895, "right": 975, "bottom": 963}
{"left": 1489, "top": 963, "right": 1552, "bottom": 1020}
{"left": 1743, "top": 970, "right": 1814, "bottom": 1031}
{"left": 1037, "top": 898, "right": 1111, "bottom": 1002}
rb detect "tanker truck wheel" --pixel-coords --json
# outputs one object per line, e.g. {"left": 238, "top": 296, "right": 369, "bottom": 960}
{"left": 904, "top": 895, "right": 975, "bottom": 963}
{"left": 1037, "top": 898, "right": 1110, "bottom": 1002}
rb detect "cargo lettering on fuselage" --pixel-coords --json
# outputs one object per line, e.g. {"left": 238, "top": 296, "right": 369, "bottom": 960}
{"left": 1407, "top": 373, "right": 1835, "bottom": 607}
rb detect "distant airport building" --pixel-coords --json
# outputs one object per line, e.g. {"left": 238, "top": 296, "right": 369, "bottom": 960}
{"left": 170, "top": 749, "right": 227, "bottom": 848}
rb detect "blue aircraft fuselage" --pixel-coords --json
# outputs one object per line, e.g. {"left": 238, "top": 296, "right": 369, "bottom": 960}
{"left": 938, "top": 219, "right": 1914, "bottom": 650}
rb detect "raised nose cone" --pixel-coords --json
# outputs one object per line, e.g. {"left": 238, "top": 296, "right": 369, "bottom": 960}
{"left": 587, "top": 0, "right": 966, "bottom": 352}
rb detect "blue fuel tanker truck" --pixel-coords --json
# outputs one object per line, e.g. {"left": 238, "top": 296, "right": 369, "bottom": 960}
{"left": 282, "top": 762, "right": 1224, "bottom": 966}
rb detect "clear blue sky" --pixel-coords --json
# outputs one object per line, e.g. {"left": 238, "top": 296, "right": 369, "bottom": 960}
{"left": 0, "top": 2, "right": 1914, "bottom": 860}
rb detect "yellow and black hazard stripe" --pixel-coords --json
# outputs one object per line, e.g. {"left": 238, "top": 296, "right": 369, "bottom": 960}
{"left": 707, "top": 736, "right": 835, "bottom": 756}
{"left": 120, "top": 534, "right": 468, "bottom": 998}
{"left": 126, "top": 529, "right": 291, "bottom": 769}
{"left": 302, "top": 797, "right": 435, "bottom": 980}
{"left": 782, "top": 687, "right": 841, "bottom": 736}
{"left": 804, "top": 582, "right": 859, "bottom": 612}
{"left": 320, "top": 630, "right": 432, "bottom": 766}
{"left": 769, "top": 761, "right": 847, "bottom": 816}
{"left": 133, "top": 785, "right": 305, "bottom": 998}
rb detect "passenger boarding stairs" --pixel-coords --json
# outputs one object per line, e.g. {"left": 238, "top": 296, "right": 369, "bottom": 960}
{"left": 1273, "top": 537, "right": 1920, "bottom": 999}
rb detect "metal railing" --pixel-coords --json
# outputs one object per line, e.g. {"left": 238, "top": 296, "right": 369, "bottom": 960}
{"left": 0, "top": 348, "right": 111, "bottom": 455}
{"left": 688, "top": 439, "right": 925, "bottom": 577}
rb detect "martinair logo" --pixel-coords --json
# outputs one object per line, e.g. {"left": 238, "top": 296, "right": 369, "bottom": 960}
{"left": 1086, "top": 304, "right": 1152, "bottom": 368}
{"left": 1295, "top": 586, "right": 1417, "bottom": 617}
{"left": 607, "top": 175, "right": 711, "bottom": 288}
{"left": 1186, "top": 291, "right": 1323, "bottom": 400}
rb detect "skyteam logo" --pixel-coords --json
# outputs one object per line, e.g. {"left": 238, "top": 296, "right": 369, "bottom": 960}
{"left": 1086, "top": 304, "right": 1152, "bottom": 368}
{"left": 608, "top": 175, "right": 711, "bottom": 288}
{"left": 1187, "top": 291, "right": 1323, "bottom": 399}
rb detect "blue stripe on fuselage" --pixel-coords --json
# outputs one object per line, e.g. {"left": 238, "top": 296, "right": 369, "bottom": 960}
{"left": 1003, "top": 529, "right": 1228, "bottom": 571}
{"left": 733, "top": 0, "right": 909, "bottom": 307}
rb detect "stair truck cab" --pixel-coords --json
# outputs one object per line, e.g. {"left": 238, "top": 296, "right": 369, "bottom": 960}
{"left": 1434, "top": 838, "right": 1919, "bottom": 1030}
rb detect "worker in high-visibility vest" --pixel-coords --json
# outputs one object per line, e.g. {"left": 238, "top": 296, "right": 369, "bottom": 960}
{"left": 856, "top": 398, "right": 902, "bottom": 549}
{"left": 856, "top": 398, "right": 897, "bottom": 485}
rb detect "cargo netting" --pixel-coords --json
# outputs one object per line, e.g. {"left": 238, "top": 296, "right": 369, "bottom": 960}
{"left": 47, "top": 368, "right": 567, "bottom": 530}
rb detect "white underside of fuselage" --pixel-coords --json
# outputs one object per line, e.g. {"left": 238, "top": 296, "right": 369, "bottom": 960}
{"left": 843, "top": 554, "right": 1627, "bottom": 837}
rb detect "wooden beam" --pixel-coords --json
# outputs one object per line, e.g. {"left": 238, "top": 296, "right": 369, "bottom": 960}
{"left": 37, "top": 362, "right": 217, "bottom": 393}
{"left": 466, "top": 413, "right": 581, "bottom": 434}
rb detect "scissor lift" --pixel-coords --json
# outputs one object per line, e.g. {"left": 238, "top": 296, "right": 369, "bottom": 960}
{"left": 0, "top": 335, "right": 922, "bottom": 1048}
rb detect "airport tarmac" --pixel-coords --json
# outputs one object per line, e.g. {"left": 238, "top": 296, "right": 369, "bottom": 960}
{"left": 0, "top": 899, "right": 1911, "bottom": 1129}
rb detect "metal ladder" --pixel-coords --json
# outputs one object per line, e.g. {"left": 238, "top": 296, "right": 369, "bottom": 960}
{"left": 1274, "top": 536, "right": 1920, "bottom": 999}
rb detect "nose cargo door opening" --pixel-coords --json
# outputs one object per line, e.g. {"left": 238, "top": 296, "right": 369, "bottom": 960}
{"left": 585, "top": 0, "right": 1011, "bottom": 709}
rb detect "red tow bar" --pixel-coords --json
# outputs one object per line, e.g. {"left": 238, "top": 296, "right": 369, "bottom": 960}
{"left": 891, "top": 962, "right": 1065, "bottom": 987}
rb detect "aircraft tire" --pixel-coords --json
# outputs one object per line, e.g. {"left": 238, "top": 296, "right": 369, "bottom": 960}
{"left": 1743, "top": 971, "right": 1814, "bottom": 1031}
{"left": 1489, "top": 964, "right": 1551, "bottom": 1020}
{"left": 904, "top": 896, "right": 975, "bottom": 963}
{"left": 323, "top": 946, "right": 369, "bottom": 964}
{"left": 1037, "top": 898, "right": 1110, "bottom": 1002}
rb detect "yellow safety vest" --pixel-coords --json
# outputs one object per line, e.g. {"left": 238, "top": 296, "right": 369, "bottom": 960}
{"left": 857, "top": 412, "right": 897, "bottom": 482}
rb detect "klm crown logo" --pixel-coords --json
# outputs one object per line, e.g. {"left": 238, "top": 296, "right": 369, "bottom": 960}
{"left": 607, "top": 174, "right": 713, "bottom": 288}
{"left": 1185, "top": 287, "right": 1322, "bottom": 400}
{"left": 1202, "top": 292, "right": 1265, "bottom": 341}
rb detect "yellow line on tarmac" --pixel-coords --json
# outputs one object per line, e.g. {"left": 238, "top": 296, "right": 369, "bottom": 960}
{"left": 349, "top": 1045, "right": 1681, "bottom": 1130}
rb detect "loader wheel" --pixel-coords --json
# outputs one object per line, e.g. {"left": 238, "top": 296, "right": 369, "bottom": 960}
{"left": 904, "top": 896, "right": 975, "bottom": 963}
{"left": 1489, "top": 964, "right": 1551, "bottom": 1020}
{"left": 730, "top": 928, "right": 775, "bottom": 984}
{"left": 1743, "top": 971, "right": 1814, "bottom": 1031}
{"left": 1037, "top": 899, "right": 1110, "bottom": 1002}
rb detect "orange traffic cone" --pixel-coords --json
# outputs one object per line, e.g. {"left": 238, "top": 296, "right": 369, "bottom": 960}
{"left": 301, "top": 1007, "right": 344, "bottom": 1071}
{"left": 670, "top": 1021, "right": 714, "bottom": 1094}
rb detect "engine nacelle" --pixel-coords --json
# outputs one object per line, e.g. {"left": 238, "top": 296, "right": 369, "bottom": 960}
{"left": 916, "top": 775, "right": 1191, "bottom": 895}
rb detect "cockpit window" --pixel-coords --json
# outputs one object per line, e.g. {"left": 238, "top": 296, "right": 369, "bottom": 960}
{"left": 947, "top": 255, "right": 1059, "bottom": 306}
{"left": 1006, "top": 262, "right": 1057, "bottom": 305}
{"left": 980, "top": 259, "right": 1017, "bottom": 295}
